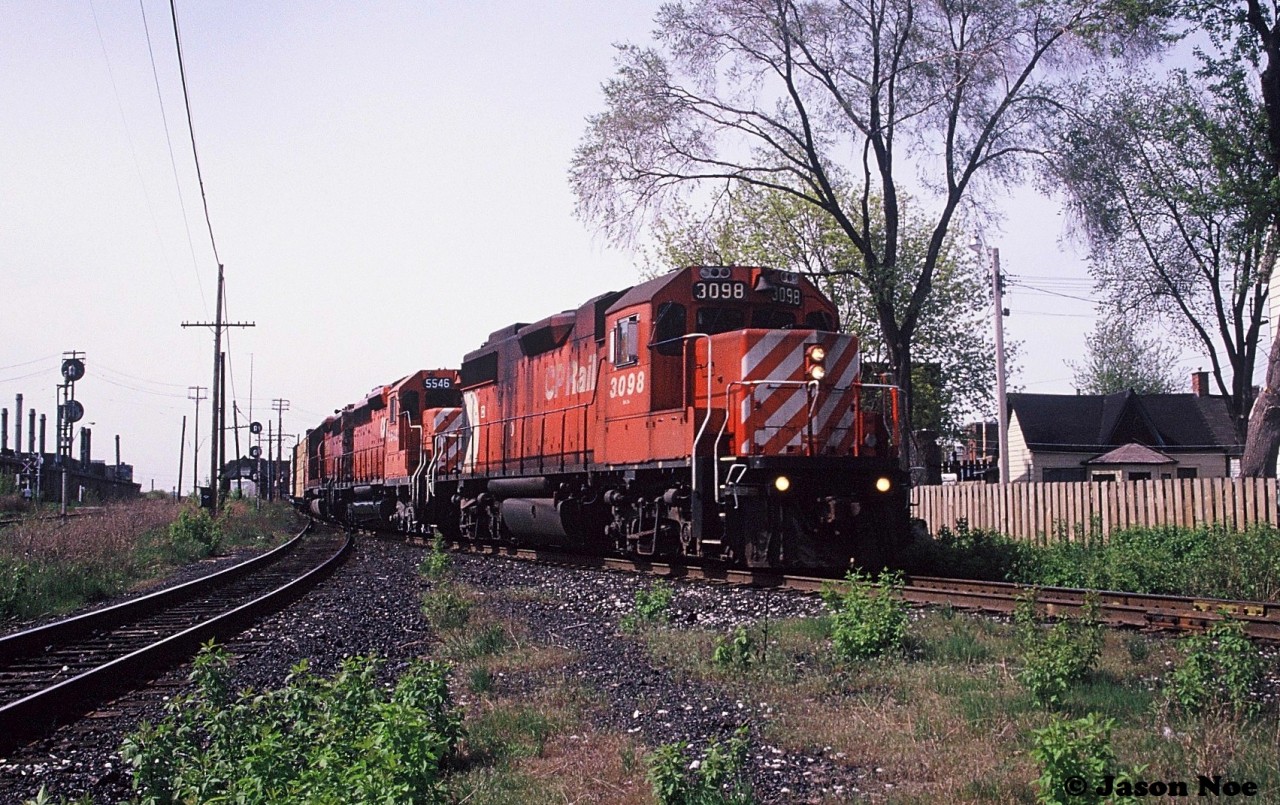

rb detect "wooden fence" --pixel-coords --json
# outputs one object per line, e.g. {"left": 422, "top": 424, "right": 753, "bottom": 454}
{"left": 910, "top": 477, "right": 1280, "bottom": 541}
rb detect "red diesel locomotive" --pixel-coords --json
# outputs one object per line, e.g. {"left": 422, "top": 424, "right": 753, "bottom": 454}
{"left": 296, "top": 266, "right": 909, "bottom": 569}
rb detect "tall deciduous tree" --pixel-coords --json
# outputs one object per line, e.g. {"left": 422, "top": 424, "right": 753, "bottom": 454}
{"left": 1069, "top": 314, "right": 1181, "bottom": 394}
{"left": 642, "top": 186, "right": 1000, "bottom": 437}
{"left": 1047, "top": 71, "right": 1275, "bottom": 440}
{"left": 1204, "top": 0, "right": 1280, "bottom": 474}
{"left": 570, "top": 0, "right": 1167, "bottom": 462}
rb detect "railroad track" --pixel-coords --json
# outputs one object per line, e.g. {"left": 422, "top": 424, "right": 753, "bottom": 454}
{"left": 0, "top": 524, "right": 352, "bottom": 753}
{"left": 442, "top": 539, "right": 1280, "bottom": 641}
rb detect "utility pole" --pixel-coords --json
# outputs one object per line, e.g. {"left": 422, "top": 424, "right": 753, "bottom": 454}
{"left": 182, "top": 264, "right": 254, "bottom": 513}
{"left": 177, "top": 414, "right": 187, "bottom": 500}
{"left": 990, "top": 248, "right": 1010, "bottom": 484}
{"left": 969, "top": 238, "right": 1010, "bottom": 483}
{"left": 272, "top": 398, "right": 289, "bottom": 501}
{"left": 188, "top": 386, "right": 207, "bottom": 498}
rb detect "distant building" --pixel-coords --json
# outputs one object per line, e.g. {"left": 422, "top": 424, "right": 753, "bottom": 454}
{"left": 1005, "top": 378, "right": 1241, "bottom": 482}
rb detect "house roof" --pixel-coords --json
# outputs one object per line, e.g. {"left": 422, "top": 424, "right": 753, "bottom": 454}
{"left": 1008, "top": 390, "right": 1241, "bottom": 453}
{"left": 1086, "top": 443, "right": 1176, "bottom": 465}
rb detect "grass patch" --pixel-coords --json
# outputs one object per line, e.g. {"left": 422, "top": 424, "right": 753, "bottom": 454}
{"left": 436, "top": 584, "right": 650, "bottom": 803}
{"left": 421, "top": 583, "right": 475, "bottom": 629}
{"left": 0, "top": 499, "right": 295, "bottom": 622}
{"left": 632, "top": 603, "right": 1279, "bottom": 802}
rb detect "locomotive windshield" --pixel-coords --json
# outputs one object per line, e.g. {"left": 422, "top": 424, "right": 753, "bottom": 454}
{"left": 695, "top": 306, "right": 745, "bottom": 335}
{"left": 752, "top": 308, "right": 796, "bottom": 329}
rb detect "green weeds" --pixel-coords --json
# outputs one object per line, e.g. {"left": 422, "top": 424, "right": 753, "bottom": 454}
{"left": 712, "top": 626, "right": 756, "bottom": 671}
{"left": 912, "top": 519, "right": 1280, "bottom": 602}
{"left": 420, "top": 534, "right": 451, "bottom": 579}
{"left": 422, "top": 584, "right": 474, "bottom": 630}
{"left": 1031, "top": 712, "right": 1140, "bottom": 805}
{"left": 1014, "top": 593, "right": 1104, "bottom": 707}
{"left": 1167, "top": 618, "right": 1264, "bottom": 716}
{"left": 648, "top": 726, "right": 752, "bottom": 805}
{"left": 621, "top": 580, "right": 675, "bottom": 632}
{"left": 121, "top": 643, "right": 462, "bottom": 804}
{"left": 822, "top": 569, "right": 908, "bottom": 662}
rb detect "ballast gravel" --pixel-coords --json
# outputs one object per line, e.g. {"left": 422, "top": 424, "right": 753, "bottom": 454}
{"left": 0, "top": 534, "right": 861, "bottom": 804}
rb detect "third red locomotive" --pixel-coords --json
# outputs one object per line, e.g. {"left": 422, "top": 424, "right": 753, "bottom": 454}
{"left": 296, "top": 265, "right": 909, "bottom": 569}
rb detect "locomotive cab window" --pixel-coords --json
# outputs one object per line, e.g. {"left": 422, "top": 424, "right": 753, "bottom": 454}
{"left": 696, "top": 306, "right": 745, "bottom": 336}
{"left": 804, "top": 310, "right": 836, "bottom": 331}
{"left": 752, "top": 308, "right": 796, "bottom": 329}
{"left": 651, "top": 302, "right": 686, "bottom": 356}
{"left": 612, "top": 315, "right": 640, "bottom": 367}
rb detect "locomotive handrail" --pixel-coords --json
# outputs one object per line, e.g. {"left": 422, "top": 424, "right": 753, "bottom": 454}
{"left": 428, "top": 429, "right": 466, "bottom": 496}
{"left": 855, "top": 382, "right": 904, "bottom": 456}
{"left": 682, "top": 333, "right": 714, "bottom": 498}
{"left": 454, "top": 400, "right": 593, "bottom": 478}
{"left": 404, "top": 411, "right": 426, "bottom": 509}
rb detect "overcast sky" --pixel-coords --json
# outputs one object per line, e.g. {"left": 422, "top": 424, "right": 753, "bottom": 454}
{"left": 0, "top": 1, "right": 1222, "bottom": 493}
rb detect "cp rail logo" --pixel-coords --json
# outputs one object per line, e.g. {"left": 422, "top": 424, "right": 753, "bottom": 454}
{"left": 1064, "top": 774, "right": 1260, "bottom": 798}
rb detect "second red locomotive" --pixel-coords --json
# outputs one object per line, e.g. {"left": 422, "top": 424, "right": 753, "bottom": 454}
{"left": 296, "top": 265, "right": 909, "bottom": 569}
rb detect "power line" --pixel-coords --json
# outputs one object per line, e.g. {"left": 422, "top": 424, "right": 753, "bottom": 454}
{"left": 1007, "top": 281, "right": 1099, "bottom": 305}
{"left": 96, "top": 362, "right": 192, "bottom": 389}
{"left": 139, "top": 0, "right": 207, "bottom": 315}
{"left": 0, "top": 368, "right": 55, "bottom": 385}
{"left": 168, "top": 0, "right": 220, "bottom": 267}
{"left": 0, "top": 355, "right": 58, "bottom": 372}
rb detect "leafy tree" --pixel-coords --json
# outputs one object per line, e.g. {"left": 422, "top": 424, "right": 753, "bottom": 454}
{"left": 1047, "top": 70, "right": 1274, "bottom": 439}
{"left": 571, "top": 0, "right": 1170, "bottom": 456}
{"left": 1209, "top": 0, "right": 1280, "bottom": 473}
{"left": 1068, "top": 312, "right": 1181, "bottom": 394}
{"left": 643, "top": 185, "right": 999, "bottom": 436}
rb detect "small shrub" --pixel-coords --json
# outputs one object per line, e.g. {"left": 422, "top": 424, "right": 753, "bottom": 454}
{"left": 822, "top": 569, "right": 908, "bottom": 662}
{"left": 647, "top": 726, "right": 752, "bottom": 805}
{"left": 1015, "top": 593, "right": 1103, "bottom": 707}
{"left": 120, "top": 643, "right": 462, "bottom": 803}
{"left": 621, "top": 581, "right": 674, "bottom": 632}
{"left": 1031, "top": 712, "right": 1136, "bottom": 805}
{"left": 167, "top": 505, "right": 223, "bottom": 558}
{"left": 1167, "top": 618, "right": 1264, "bottom": 716}
{"left": 712, "top": 626, "right": 755, "bottom": 671}
{"left": 420, "top": 534, "right": 451, "bottom": 580}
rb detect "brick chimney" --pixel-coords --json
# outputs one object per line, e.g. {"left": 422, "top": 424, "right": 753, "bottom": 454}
{"left": 1191, "top": 370, "right": 1210, "bottom": 397}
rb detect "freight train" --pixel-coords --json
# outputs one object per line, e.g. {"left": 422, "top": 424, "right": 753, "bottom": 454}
{"left": 294, "top": 266, "right": 910, "bottom": 569}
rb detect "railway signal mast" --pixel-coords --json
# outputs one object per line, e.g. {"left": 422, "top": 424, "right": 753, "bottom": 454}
{"left": 57, "top": 351, "right": 86, "bottom": 516}
{"left": 183, "top": 264, "right": 254, "bottom": 513}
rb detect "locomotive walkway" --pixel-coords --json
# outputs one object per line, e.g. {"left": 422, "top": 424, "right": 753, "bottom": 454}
{"left": 0, "top": 525, "right": 351, "bottom": 753}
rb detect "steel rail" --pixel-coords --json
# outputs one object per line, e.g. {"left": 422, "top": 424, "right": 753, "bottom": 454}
{"left": 0, "top": 524, "right": 351, "bottom": 753}
{"left": 443, "top": 540, "right": 1280, "bottom": 641}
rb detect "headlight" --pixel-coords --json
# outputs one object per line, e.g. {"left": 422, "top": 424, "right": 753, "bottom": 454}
{"left": 774, "top": 475, "right": 791, "bottom": 492}
{"left": 875, "top": 477, "right": 892, "bottom": 493}
{"left": 808, "top": 346, "right": 826, "bottom": 363}
{"left": 808, "top": 365, "right": 826, "bottom": 380}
